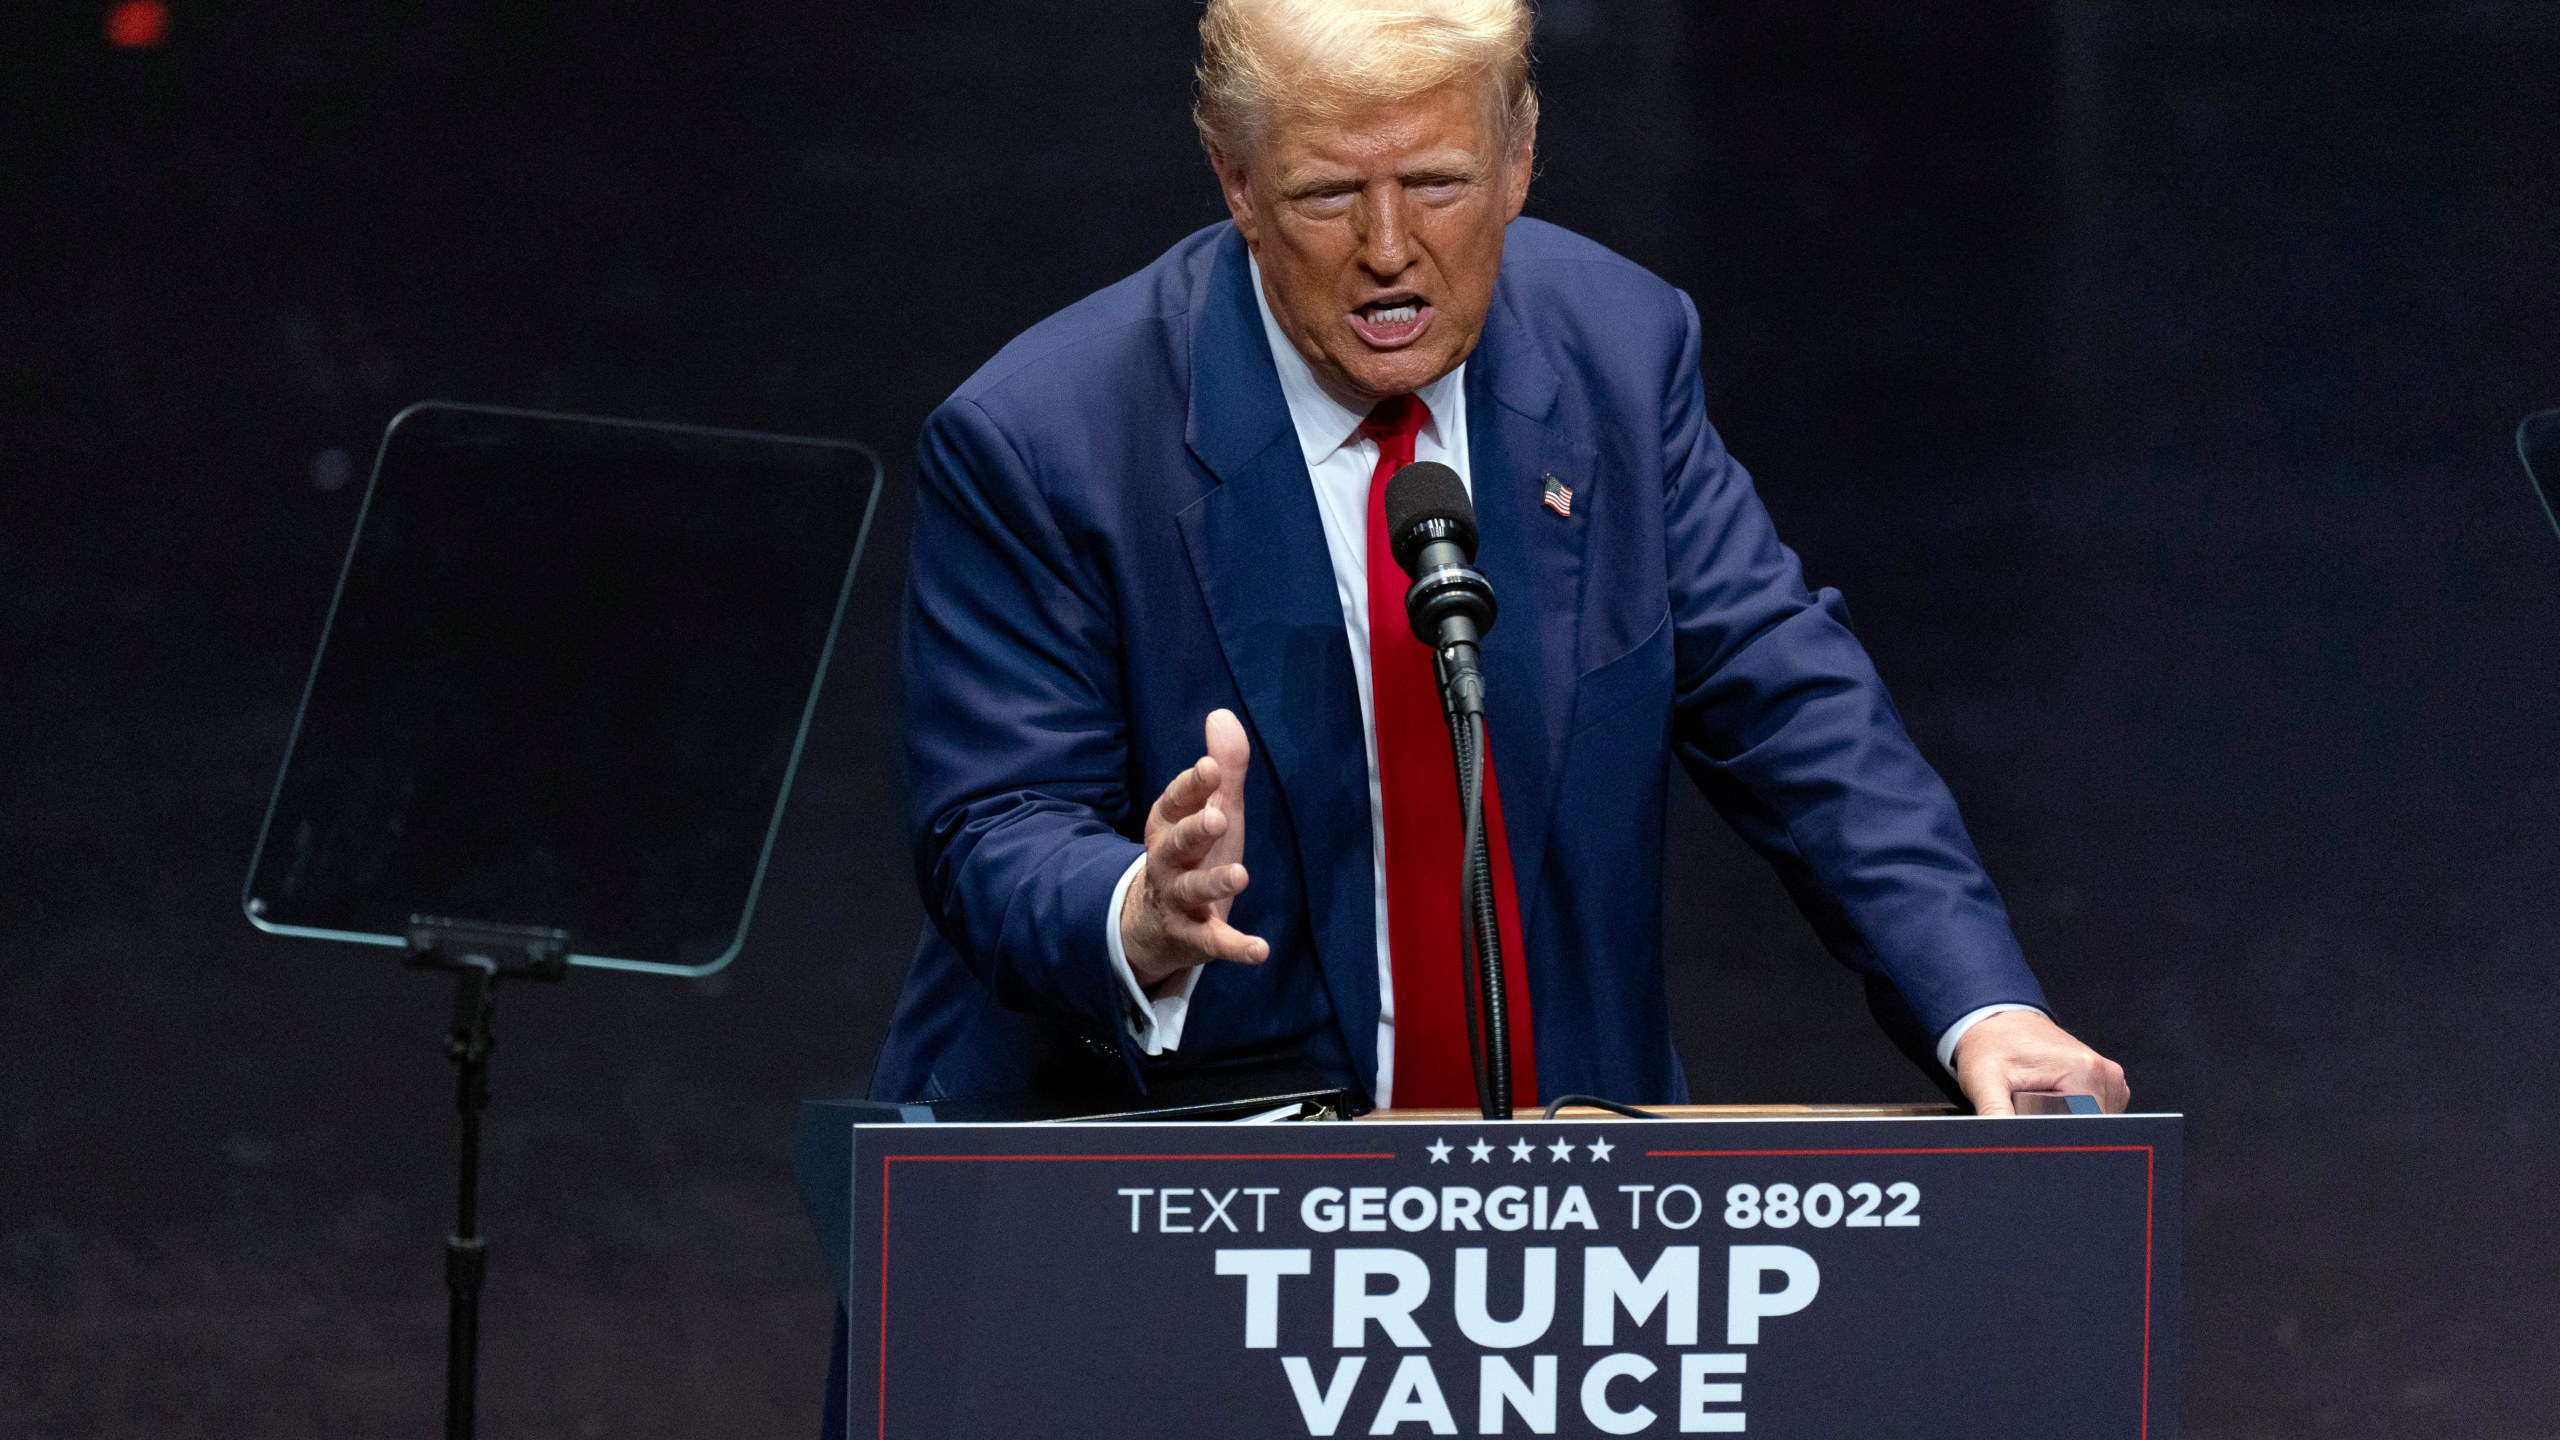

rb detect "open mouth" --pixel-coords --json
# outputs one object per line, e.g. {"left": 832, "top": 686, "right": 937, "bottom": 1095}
{"left": 1347, "top": 295, "right": 1434, "bottom": 348}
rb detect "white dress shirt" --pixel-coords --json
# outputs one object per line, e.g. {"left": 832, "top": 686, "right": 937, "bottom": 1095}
{"left": 1105, "top": 257, "right": 2029, "bottom": 1100}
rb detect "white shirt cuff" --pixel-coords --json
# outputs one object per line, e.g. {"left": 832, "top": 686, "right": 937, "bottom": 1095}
{"left": 1935, "top": 1002, "right": 2044, "bottom": 1073}
{"left": 1104, "top": 854, "right": 1203, "bottom": 1055}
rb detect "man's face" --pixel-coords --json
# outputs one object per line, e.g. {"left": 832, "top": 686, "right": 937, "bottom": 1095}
{"left": 1212, "top": 80, "right": 1533, "bottom": 404}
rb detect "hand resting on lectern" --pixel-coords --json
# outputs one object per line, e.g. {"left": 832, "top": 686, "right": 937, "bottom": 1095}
{"left": 1953, "top": 1008, "right": 2132, "bottom": 1115}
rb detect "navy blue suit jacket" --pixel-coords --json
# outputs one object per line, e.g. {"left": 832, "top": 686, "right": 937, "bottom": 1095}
{"left": 869, "top": 219, "right": 2046, "bottom": 1107}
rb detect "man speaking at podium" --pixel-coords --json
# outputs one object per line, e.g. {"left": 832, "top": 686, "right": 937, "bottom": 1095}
{"left": 870, "top": 0, "right": 2128, "bottom": 1119}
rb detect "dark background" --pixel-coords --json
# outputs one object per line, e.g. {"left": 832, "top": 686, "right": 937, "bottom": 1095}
{"left": 4, "top": 1, "right": 2555, "bottom": 1436}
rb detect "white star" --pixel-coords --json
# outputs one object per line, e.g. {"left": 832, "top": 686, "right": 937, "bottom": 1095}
{"left": 1426, "top": 1139, "right": 1453, "bottom": 1164}
{"left": 1548, "top": 1138, "right": 1576, "bottom": 1162}
{"left": 1468, "top": 1138, "right": 1495, "bottom": 1163}
{"left": 1586, "top": 1137, "right": 1615, "bottom": 1163}
{"left": 1508, "top": 1137, "right": 1537, "bottom": 1163}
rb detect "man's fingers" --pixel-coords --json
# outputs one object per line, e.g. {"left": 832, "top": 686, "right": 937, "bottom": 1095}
{"left": 1151, "top": 755, "right": 1222, "bottom": 829}
{"left": 2036, "top": 1053, "right": 2129, "bottom": 1113}
{"left": 1170, "top": 914, "right": 1268, "bottom": 965}
{"left": 1199, "top": 711, "right": 1249, "bottom": 875}
{"left": 1218, "top": 923, "right": 1271, "bottom": 964}
{"left": 1160, "top": 862, "right": 1249, "bottom": 913}
{"left": 1152, "top": 898, "right": 1268, "bottom": 965}
{"left": 1960, "top": 1069, "right": 2017, "bottom": 1117}
{"left": 1204, "top": 708, "right": 1250, "bottom": 777}
{"left": 2098, "top": 1061, "right": 2132, "bottom": 1114}
{"left": 1126, "top": 712, "right": 1260, "bottom": 980}
{"left": 1153, "top": 804, "right": 1229, "bottom": 870}
{"left": 1962, "top": 1055, "right": 2130, "bottom": 1117}
{"left": 1950, "top": 1011, "right": 2133, "bottom": 1118}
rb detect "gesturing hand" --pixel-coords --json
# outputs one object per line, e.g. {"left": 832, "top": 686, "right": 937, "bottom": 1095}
{"left": 1952, "top": 1009, "right": 2132, "bottom": 1116}
{"left": 1120, "top": 708, "right": 1271, "bottom": 988}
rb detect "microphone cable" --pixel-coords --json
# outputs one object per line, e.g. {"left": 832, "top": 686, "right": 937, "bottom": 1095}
{"left": 1542, "top": 1093, "right": 1664, "bottom": 1121}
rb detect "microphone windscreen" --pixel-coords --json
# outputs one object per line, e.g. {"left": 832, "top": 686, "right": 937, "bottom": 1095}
{"left": 1382, "top": 461, "right": 1477, "bottom": 572}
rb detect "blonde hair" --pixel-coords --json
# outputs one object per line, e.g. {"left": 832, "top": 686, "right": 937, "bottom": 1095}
{"left": 1194, "top": 0, "right": 1539, "bottom": 158}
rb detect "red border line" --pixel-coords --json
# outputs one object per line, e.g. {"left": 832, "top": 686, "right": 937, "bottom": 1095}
{"left": 890, "top": 1152, "right": 1397, "bottom": 1163}
{"left": 876, "top": 1150, "right": 1394, "bottom": 1439}
{"left": 1644, "top": 1144, "right": 2152, "bottom": 1157}
{"left": 2142, "top": 1146, "right": 2154, "bottom": 1440}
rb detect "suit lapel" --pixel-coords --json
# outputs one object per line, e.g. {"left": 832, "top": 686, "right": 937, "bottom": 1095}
{"left": 1466, "top": 281, "right": 1599, "bottom": 939}
{"left": 1175, "top": 229, "right": 1383, "bottom": 1085}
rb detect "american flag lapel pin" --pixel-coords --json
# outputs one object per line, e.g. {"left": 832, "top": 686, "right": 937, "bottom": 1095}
{"left": 1541, "top": 474, "right": 1574, "bottom": 517}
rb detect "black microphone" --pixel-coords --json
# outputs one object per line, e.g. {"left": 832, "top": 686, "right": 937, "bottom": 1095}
{"left": 1382, "top": 461, "right": 1496, "bottom": 718}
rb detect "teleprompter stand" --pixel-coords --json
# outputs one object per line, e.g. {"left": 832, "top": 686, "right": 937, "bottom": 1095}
{"left": 242, "top": 404, "right": 883, "bottom": 1437}
{"left": 405, "top": 917, "right": 570, "bottom": 1440}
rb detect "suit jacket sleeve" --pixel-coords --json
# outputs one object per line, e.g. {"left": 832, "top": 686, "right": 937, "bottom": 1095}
{"left": 1655, "top": 291, "right": 2050, "bottom": 1042}
{"left": 901, "top": 394, "right": 1146, "bottom": 1051}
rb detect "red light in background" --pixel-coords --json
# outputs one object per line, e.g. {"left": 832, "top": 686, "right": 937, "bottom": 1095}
{"left": 106, "top": 1, "right": 169, "bottom": 49}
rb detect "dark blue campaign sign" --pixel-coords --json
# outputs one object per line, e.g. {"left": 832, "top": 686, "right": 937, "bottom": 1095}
{"left": 835, "top": 1116, "right": 2179, "bottom": 1439}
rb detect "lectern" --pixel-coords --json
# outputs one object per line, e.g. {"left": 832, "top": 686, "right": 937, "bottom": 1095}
{"left": 796, "top": 1105, "right": 2182, "bottom": 1439}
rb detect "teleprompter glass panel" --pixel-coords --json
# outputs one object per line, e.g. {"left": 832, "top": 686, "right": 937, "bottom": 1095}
{"left": 244, "top": 403, "right": 881, "bottom": 975}
{"left": 2522, "top": 409, "right": 2559, "bottom": 544}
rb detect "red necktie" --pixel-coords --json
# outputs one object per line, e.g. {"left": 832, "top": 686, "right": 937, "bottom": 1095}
{"left": 1361, "top": 395, "right": 1537, "bottom": 1109}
